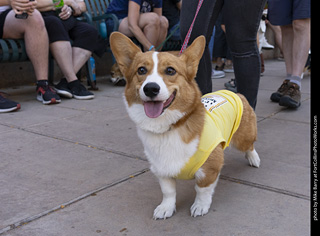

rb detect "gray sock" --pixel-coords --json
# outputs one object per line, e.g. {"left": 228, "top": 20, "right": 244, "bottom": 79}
{"left": 289, "top": 75, "right": 301, "bottom": 88}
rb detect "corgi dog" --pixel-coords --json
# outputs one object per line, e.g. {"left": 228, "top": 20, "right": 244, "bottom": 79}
{"left": 110, "top": 62, "right": 126, "bottom": 86}
{"left": 110, "top": 32, "right": 260, "bottom": 219}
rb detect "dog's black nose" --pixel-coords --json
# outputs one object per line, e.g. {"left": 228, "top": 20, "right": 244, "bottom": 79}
{"left": 143, "top": 82, "right": 160, "bottom": 98}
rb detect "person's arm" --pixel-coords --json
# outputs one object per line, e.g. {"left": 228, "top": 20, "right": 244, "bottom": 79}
{"left": 153, "top": 7, "right": 162, "bottom": 16}
{"left": 36, "top": 0, "right": 56, "bottom": 11}
{"left": 64, "top": 0, "right": 86, "bottom": 16}
{"left": 127, "top": 0, "right": 153, "bottom": 50}
{"left": 0, "top": 0, "right": 10, "bottom": 6}
{"left": 1, "top": 0, "right": 37, "bottom": 15}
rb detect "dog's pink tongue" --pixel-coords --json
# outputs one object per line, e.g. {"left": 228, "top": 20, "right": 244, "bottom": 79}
{"left": 144, "top": 101, "right": 164, "bottom": 118}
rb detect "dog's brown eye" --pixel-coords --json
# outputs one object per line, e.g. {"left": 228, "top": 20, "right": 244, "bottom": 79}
{"left": 165, "top": 67, "right": 176, "bottom": 76}
{"left": 138, "top": 67, "right": 147, "bottom": 75}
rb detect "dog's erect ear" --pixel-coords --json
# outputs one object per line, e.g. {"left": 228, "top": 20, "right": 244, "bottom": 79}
{"left": 110, "top": 32, "right": 142, "bottom": 77}
{"left": 180, "top": 36, "right": 206, "bottom": 80}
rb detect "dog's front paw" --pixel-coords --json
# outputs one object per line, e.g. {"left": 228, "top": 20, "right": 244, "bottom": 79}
{"left": 153, "top": 203, "right": 176, "bottom": 220}
{"left": 190, "top": 201, "right": 210, "bottom": 217}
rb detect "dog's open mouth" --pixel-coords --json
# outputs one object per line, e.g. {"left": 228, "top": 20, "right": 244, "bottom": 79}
{"left": 143, "top": 91, "right": 176, "bottom": 118}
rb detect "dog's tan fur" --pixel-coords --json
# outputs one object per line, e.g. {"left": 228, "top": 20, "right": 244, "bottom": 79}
{"left": 110, "top": 32, "right": 260, "bottom": 219}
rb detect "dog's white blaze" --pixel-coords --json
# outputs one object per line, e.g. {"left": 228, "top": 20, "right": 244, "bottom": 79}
{"left": 139, "top": 52, "right": 169, "bottom": 101}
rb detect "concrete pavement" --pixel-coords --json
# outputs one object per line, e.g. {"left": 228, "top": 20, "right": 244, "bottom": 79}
{"left": 0, "top": 59, "right": 311, "bottom": 235}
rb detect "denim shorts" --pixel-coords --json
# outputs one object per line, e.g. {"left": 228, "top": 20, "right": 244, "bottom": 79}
{"left": 268, "top": 0, "right": 310, "bottom": 26}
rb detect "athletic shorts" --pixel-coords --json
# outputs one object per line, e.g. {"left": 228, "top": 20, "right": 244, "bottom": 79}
{"left": 268, "top": 0, "right": 310, "bottom": 26}
{"left": 41, "top": 11, "right": 105, "bottom": 57}
{"left": 0, "top": 9, "right": 11, "bottom": 38}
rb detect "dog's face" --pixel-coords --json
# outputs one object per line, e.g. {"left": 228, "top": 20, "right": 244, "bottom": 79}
{"left": 110, "top": 63, "right": 126, "bottom": 86}
{"left": 110, "top": 32, "right": 205, "bottom": 133}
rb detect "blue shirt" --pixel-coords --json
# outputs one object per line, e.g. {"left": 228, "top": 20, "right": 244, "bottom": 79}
{"left": 106, "top": 0, "right": 162, "bottom": 20}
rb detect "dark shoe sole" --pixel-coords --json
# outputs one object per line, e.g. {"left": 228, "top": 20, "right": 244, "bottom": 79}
{"left": 0, "top": 103, "right": 21, "bottom": 113}
{"left": 270, "top": 92, "right": 281, "bottom": 102}
{"left": 54, "top": 88, "right": 73, "bottom": 99}
{"left": 279, "top": 96, "right": 301, "bottom": 108}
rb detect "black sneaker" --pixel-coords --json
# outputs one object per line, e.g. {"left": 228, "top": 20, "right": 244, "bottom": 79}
{"left": 0, "top": 92, "right": 21, "bottom": 113}
{"left": 224, "top": 78, "right": 237, "bottom": 93}
{"left": 270, "top": 80, "right": 289, "bottom": 103}
{"left": 54, "top": 78, "right": 73, "bottom": 98}
{"left": 279, "top": 82, "right": 301, "bottom": 108}
{"left": 36, "top": 80, "right": 61, "bottom": 105}
{"left": 68, "top": 80, "right": 94, "bottom": 100}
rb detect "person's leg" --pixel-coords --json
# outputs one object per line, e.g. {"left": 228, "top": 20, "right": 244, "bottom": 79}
{"left": 42, "top": 14, "right": 78, "bottom": 83}
{"left": 43, "top": 16, "right": 94, "bottom": 100}
{"left": 50, "top": 41, "right": 78, "bottom": 83}
{"left": 69, "top": 22, "right": 101, "bottom": 73}
{"left": 224, "top": 0, "right": 267, "bottom": 109}
{"left": 119, "top": 13, "right": 164, "bottom": 51}
{"left": 277, "top": 18, "right": 310, "bottom": 108}
{"left": 180, "top": 0, "right": 224, "bottom": 95}
{"left": 72, "top": 47, "right": 92, "bottom": 74}
{"left": 280, "top": 24, "right": 294, "bottom": 76}
{"left": 155, "top": 16, "right": 169, "bottom": 50}
{"left": 291, "top": 18, "right": 310, "bottom": 78}
{"left": 3, "top": 10, "right": 49, "bottom": 81}
{"left": 3, "top": 10, "right": 61, "bottom": 104}
{"left": 266, "top": 22, "right": 283, "bottom": 54}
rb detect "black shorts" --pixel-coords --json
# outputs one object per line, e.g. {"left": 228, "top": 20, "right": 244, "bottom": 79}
{"left": 0, "top": 9, "right": 11, "bottom": 38}
{"left": 41, "top": 11, "right": 105, "bottom": 57}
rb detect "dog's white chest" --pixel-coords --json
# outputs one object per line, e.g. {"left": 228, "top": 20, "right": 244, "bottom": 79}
{"left": 137, "top": 128, "right": 199, "bottom": 177}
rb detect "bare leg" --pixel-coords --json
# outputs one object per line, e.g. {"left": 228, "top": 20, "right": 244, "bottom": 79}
{"left": 280, "top": 19, "right": 310, "bottom": 77}
{"left": 49, "top": 41, "right": 78, "bottom": 82}
{"left": 119, "top": 13, "right": 167, "bottom": 51}
{"left": 72, "top": 47, "right": 92, "bottom": 74}
{"left": 267, "top": 22, "right": 283, "bottom": 53}
{"left": 291, "top": 18, "right": 310, "bottom": 77}
{"left": 155, "top": 16, "right": 168, "bottom": 50}
{"left": 280, "top": 25, "right": 294, "bottom": 75}
{"left": 3, "top": 10, "right": 49, "bottom": 81}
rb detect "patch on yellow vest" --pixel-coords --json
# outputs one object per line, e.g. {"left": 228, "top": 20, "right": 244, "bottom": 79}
{"left": 175, "top": 90, "right": 243, "bottom": 180}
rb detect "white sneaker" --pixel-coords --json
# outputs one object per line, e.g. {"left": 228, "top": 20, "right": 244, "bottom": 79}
{"left": 211, "top": 69, "right": 225, "bottom": 79}
{"left": 261, "top": 37, "right": 274, "bottom": 49}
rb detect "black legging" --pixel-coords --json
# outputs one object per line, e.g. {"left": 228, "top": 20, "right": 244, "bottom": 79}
{"left": 41, "top": 11, "right": 105, "bottom": 57}
{"left": 180, "top": 0, "right": 266, "bottom": 109}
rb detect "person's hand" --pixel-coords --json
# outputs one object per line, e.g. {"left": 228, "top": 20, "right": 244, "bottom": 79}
{"left": 64, "top": 0, "right": 82, "bottom": 16}
{"left": 59, "top": 4, "right": 73, "bottom": 20}
{"left": 11, "top": 0, "right": 37, "bottom": 16}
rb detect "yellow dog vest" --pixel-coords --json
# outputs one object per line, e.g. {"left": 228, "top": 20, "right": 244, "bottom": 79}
{"left": 176, "top": 90, "right": 243, "bottom": 180}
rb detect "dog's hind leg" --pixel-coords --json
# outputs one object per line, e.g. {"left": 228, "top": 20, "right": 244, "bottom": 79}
{"left": 191, "top": 144, "right": 224, "bottom": 217}
{"left": 231, "top": 94, "right": 260, "bottom": 168}
{"left": 245, "top": 148, "right": 260, "bottom": 168}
